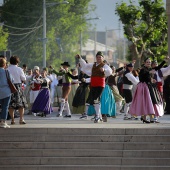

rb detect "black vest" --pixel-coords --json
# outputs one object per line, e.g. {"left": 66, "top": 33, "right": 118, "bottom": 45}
{"left": 123, "top": 71, "right": 133, "bottom": 85}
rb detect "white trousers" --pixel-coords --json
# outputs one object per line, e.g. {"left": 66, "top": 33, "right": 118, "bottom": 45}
{"left": 30, "top": 90, "right": 39, "bottom": 104}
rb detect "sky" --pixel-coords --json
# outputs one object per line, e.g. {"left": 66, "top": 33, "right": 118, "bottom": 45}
{"left": 0, "top": 0, "right": 3, "bottom": 6}
{"left": 88, "top": 0, "right": 166, "bottom": 37}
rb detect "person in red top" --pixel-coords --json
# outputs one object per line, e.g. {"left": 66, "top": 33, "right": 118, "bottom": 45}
{"left": 76, "top": 51, "right": 112, "bottom": 123}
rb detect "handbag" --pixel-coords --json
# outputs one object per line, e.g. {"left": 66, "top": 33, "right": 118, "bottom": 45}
{"left": 5, "top": 70, "right": 18, "bottom": 94}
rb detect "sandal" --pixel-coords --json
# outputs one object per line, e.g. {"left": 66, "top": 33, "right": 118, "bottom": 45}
{"left": 11, "top": 121, "right": 15, "bottom": 125}
{"left": 19, "top": 120, "right": 26, "bottom": 125}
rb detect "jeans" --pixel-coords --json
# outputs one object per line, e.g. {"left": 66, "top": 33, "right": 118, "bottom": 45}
{"left": 0, "top": 96, "right": 11, "bottom": 120}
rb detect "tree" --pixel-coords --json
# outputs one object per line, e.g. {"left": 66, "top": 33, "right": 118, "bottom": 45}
{"left": 115, "top": 0, "right": 168, "bottom": 68}
{"left": 1, "top": 0, "right": 93, "bottom": 68}
{"left": 0, "top": 26, "right": 9, "bottom": 51}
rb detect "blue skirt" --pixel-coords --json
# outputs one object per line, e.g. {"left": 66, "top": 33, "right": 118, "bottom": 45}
{"left": 32, "top": 88, "right": 52, "bottom": 114}
{"left": 88, "top": 85, "right": 116, "bottom": 117}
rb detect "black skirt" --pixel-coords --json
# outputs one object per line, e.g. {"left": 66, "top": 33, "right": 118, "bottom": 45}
{"left": 72, "top": 84, "right": 88, "bottom": 107}
{"left": 9, "top": 84, "right": 28, "bottom": 109}
{"left": 147, "top": 82, "right": 162, "bottom": 105}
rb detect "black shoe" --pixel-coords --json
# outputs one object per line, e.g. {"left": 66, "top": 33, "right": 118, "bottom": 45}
{"left": 143, "top": 119, "right": 150, "bottom": 123}
{"left": 150, "top": 120, "right": 155, "bottom": 123}
{"left": 41, "top": 113, "right": 46, "bottom": 117}
{"left": 150, "top": 120, "right": 160, "bottom": 123}
{"left": 64, "top": 115, "right": 71, "bottom": 118}
{"left": 120, "top": 109, "right": 124, "bottom": 113}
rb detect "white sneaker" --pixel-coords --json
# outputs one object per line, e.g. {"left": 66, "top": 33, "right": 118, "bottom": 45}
{"left": 56, "top": 113, "right": 62, "bottom": 117}
{"left": 32, "top": 112, "right": 37, "bottom": 116}
{"left": 0, "top": 122, "right": 10, "bottom": 128}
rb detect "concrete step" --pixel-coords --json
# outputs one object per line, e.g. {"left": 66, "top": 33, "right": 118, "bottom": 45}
{"left": 1, "top": 128, "right": 170, "bottom": 135}
{"left": 1, "top": 128, "right": 170, "bottom": 169}
{"left": 1, "top": 142, "right": 170, "bottom": 150}
{"left": 0, "top": 157, "right": 170, "bottom": 166}
{"left": 0, "top": 165, "right": 170, "bottom": 170}
{"left": 0, "top": 135, "right": 170, "bottom": 142}
{"left": 0, "top": 149, "right": 170, "bottom": 158}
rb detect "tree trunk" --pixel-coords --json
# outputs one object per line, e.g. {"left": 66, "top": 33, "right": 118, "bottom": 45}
{"left": 129, "top": 43, "right": 141, "bottom": 68}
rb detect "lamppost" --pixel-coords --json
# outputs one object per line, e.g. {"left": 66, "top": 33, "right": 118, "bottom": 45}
{"left": 80, "top": 17, "right": 100, "bottom": 55}
{"left": 42, "top": 0, "right": 69, "bottom": 68}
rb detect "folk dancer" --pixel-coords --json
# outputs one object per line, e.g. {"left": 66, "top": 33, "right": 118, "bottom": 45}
{"left": 76, "top": 51, "right": 112, "bottom": 123}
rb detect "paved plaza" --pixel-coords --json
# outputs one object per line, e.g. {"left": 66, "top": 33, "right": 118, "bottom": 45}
{"left": 7, "top": 107, "right": 170, "bottom": 129}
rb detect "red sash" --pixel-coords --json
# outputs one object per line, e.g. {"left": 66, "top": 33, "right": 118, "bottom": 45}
{"left": 157, "top": 82, "right": 163, "bottom": 93}
{"left": 91, "top": 77, "right": 105, "bottom": 87}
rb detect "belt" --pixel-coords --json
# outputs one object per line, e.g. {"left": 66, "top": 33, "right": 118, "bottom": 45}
{"left": 123, "top": 84, "right": 133, "bottom": 90}
{"left": 62, "top": 83, "right": 71, "bottom": 86}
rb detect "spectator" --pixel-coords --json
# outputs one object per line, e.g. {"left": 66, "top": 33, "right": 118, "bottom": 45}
{"left": 0, "top": 58, "right": 11, "bottom": 128}
{"left": 7, "top": 56, "right": 27, "bottom": 125}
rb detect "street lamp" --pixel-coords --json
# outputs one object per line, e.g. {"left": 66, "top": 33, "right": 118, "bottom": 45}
{"left": 42, "top": 0, "right": 69, "bottom": 68}
{"left": 80, "top": 17, "right": 100, "bottom": 55}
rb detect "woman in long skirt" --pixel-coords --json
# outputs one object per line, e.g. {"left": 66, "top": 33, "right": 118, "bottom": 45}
{"left": 32, "top": 69, "right": 52, "bottom": 116}
{"left": 129, "top": 58, "right": 163, "bottom": 123}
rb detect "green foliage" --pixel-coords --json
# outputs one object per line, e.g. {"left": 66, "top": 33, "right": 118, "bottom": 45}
{"left": 0, "top": 27, "right": 8, "bottom": 51}
{"left": 115, "top": 0, "right": 168, "bottom": 67}
{"left": 2, "top": 0, "right": 92, "bottom": 69}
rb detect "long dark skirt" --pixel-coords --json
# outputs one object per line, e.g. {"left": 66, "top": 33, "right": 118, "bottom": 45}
{"left": 32, "top": 88, "right": 52, "bottom": 115}
{"left": 147, "top": 83, "right": 162, "bottom": 104}
{"left": 9, "top": 83, "right": 28, "bottom": 109}
{"left": 72, "top": 84, "right": 88, "bottom": 107}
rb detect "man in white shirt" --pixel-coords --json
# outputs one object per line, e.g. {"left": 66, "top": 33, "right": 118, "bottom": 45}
{"left": 123, "top": 63, "right": 139, "bottom": 120}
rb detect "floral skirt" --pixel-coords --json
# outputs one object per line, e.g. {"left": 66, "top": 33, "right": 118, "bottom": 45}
{"left": 9, "top": 84, "right": 28, "bottom": 109}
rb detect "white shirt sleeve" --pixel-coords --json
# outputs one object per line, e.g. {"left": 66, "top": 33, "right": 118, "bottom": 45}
{"left": 79, "top": 58, "right": 93, "bottom": 76}
{"left": 103, "top": 64, "right": 112, "bottom": 77}
{"left": 20, "top": 67, "right": 26, "bottom": 82}
{"left": 79, "top": 58, "right": 112, "bottom": 77}
{"left": 161, "top": 65, "right": 170, "bottom": 77}
{"left": 85, "top": 78, "right": 91, "bottom": 83}
{"left": 125, "top": 73, "right": 139, "bottom": 85}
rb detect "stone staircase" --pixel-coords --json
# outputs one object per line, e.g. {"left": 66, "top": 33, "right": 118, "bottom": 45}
{"left": 0, "top": 128, "right": 170, "bottom": 170}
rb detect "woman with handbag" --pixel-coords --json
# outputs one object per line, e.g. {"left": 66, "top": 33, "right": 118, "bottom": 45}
{"left": 0, "top": 58, "right": 11, "bottom": 128}
{"left": 7, "top": 56, "right": 27, "bottom": 125}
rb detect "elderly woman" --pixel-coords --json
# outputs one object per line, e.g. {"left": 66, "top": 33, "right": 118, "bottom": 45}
{"left": 0, "top": 58, "right": 11, "bottom": 128}
{"left": 7, "top": 56, "right": 27, "bottom": 125}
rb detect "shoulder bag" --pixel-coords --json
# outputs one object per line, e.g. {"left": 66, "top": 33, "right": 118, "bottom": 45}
{"left": 5, "top": 70, "right": 18, "bottom": 94}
